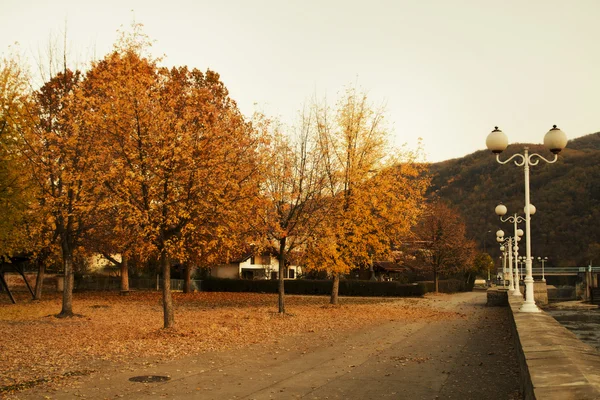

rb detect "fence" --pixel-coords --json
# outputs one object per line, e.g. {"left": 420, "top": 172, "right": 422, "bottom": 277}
{"left": 74, "top": 276, "right": 202, "bottom": 292}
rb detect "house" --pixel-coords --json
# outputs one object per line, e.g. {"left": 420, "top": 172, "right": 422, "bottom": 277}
{"left": 87, "top": 253, "right": 121, "bottom": 275}
{"left": 211, "top": 251, "right": 302, "bottom": 280}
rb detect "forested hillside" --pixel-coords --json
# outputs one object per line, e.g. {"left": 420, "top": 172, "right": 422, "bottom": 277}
{"left": 429, "top": 132, "right": 600, "bottom": 267}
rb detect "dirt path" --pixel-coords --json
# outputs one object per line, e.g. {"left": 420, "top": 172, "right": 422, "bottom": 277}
{"left": 13, "top": 292, "right": 521, "bottom": 400}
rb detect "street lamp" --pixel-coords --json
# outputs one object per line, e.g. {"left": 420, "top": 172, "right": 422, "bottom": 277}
{"left": 538, "top": 256, "right": 548, "bottom": 282}
{"left": 496, "top": 230, "right": 519, "bottom": 295}
{"left": 518, "top": 256, "right": 525, "bottom": 281}
{"left": 495, "top": 204, "right": 525, "bottom": 297}
{"left": 486, "top": 125, "right": 567, "bottom": 312}
{"left": 499, "top": 255, "right": 505, "bottom": 288}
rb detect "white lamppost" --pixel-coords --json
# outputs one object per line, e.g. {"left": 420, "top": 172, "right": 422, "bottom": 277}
{"left": 497, "top": 234, "right": 508, "bottom": 287}
{"left": 485, "top": 125, "right": 567, "bottom": 312}
{"left": 496, "top": 229, "right": 519, "bottom": 295}
{"left": 495, "top": 204, "right": 525, "bottom": 296}
{"left": 486, "top": 125, "right": 567, "bottom": 313}
{"left": 538, "top": 256, "right": 548, "bottom": 282}
{"left": 499, "top": 255, "right": 505, "bottom": 287}
{"left": 518, "top": 256, "right": 525, "bottom": 281}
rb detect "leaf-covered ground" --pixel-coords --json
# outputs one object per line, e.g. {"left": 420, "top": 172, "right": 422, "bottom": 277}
{"left": 0, "top": 290, "right": 460, "bottom": 395}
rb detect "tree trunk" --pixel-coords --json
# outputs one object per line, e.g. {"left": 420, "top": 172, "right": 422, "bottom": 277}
{"left": 34, "top": 256, "right": 46, "bottom": 300}
{"left": 161, "top": 251, "right": 174, "bottom": 328}
{"left": 330, "top": 272, "right": 340, "bottom": 305}
{"left": 433, "top": 268, "right": 439, "bottom": 293}
{"left": 183, "top": 264, "right": 193, "bottom": 293}
{"left": 278, "top": 237, "right": 286, "bottom": 314}
{"left": 58, "top": 239, "right": 74, "bottom": 317}
{"left": 120, "top": 256, "right": 129, "bottom": 293}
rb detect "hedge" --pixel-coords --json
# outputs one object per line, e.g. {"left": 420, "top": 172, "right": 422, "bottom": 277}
{"left": 418, "top": 279, "right": 466, "bottom": 293}
{"left": 201, "top": 278, "right": 427, "bottom": 297}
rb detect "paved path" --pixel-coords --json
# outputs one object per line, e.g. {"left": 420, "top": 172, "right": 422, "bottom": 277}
{"left": 18, "top": 292, "right": 521, "bottom": 400}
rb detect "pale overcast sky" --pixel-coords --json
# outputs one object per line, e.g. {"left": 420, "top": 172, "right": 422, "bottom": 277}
{"left": 2, "top": 0, "right": 599, "bottom": 162}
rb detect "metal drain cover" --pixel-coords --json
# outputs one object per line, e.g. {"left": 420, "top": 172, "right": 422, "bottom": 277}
{"left": 129, "top": 375, "right": 171, "bottom": 383}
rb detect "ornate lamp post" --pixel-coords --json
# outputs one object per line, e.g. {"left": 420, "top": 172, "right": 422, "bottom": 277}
{"left": 496, "top": 229, "right": 520, "bottom": 296}
{"left": 499, "top": 256, "right": 506, "bottom": 288}
{"left": 486, "top": 125, "right": 567, "bottom": 312}
{"left": 495, "top": 204, "right": 525, "bottom": 296}
{"left": 499, "top": 241, "right": 514, "bottom": 291}
{"left": 538, "top": 256, "right": 548, "bottom": 282}
{"left": 518, "top": 256, "right": 525, "bottom": 281}
{"left": 496, "top": 232, "right": 509, "bottom": 288}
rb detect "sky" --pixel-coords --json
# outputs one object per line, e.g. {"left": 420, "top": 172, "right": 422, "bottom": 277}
{"left": 2, "top": 0, "right": 599, "bottom": 162}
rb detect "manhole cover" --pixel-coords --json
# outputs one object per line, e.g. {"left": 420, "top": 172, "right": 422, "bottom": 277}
{"left": 129, "top": 375, "right": 171, "bottom": 383}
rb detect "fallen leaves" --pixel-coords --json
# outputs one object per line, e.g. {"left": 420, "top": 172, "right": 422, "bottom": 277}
{"left": 0, "top": 291, "right": 460, "bottom": 394}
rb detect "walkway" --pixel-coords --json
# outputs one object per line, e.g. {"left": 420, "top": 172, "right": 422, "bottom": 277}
{"left": 17, "top": 292, "right": 521, "bottom": 399}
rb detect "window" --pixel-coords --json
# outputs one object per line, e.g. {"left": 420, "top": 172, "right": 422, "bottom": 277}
{"left": 289, "top": 269, "right": 295, "bottom": 279}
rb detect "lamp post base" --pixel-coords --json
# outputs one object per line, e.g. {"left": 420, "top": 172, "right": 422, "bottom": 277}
{"left": 519, "top": 300, "right": 541, "bottom": 313}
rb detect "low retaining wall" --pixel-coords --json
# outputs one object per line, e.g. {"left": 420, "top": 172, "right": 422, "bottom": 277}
{"left": 507, "top": 295, "right": 600, "bottom": 399}
{"left": 486, "top": 287, "right": 509, "bottom": 306}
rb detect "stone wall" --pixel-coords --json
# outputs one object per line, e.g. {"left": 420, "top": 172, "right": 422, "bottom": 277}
{"left": 486, "top": 287, "right": 508, "bottom": 306}
{"left": 508, "top": 296, "right": 600, "bottom": 399}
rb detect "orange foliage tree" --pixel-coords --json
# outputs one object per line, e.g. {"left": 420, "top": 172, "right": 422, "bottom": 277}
{"left": 257, "top": 113, "right": 331, "bottom": 313}
{"left": 16, "top": 64, "right": 103, "bottom": 316}
{"left": 305, "top": 86, "right": 429, "bottom": 304}
{"left": 410, "top": 201, "right": 476, "bottom": 292}
{"left": 0, "top": 54, "right": 33, "bottom": 260}
{"left": 82, "top": 32, "right": 261, "bottom": 328}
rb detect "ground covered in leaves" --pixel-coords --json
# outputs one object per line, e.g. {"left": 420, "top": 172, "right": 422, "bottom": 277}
{"left": 0, "top": 290, "right": 460, "bottom": 395}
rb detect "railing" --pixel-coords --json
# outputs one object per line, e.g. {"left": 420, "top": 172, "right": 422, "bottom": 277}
{"left": 499, "top": 267, "right": 600, "bottom": 275}
{"left": 531, "top": 266, "right": 600, "bottom": 274}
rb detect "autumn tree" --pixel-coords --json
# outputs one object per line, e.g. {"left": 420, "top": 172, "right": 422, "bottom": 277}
{"left": 83, "top": 30, "right": 261, "bottom": 328}
{"left": 15, "top": 62, "right": 102, "bottom": 315}
{"left": 0, "top": 54, "right": 33, "bottom": 260}
{"left": 0, "top": 52, "right": 66, "bottom": 301}
{"left": 257, "top": 113, "right": 330, "bottom": 313}
{"left": 411, "top": 201, "right": 476, "bottom": 292}
{"left": 306, "top": 87, "right": 429, "bottom": 304}
{"left": 469, "top": 252, "right": 495, "bottom": 285}
{"left": 82, "top": 207, "right": 137, "bottom": 294}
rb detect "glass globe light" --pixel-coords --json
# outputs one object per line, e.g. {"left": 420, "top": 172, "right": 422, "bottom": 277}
{"left": 525, "top": 204, "right": 536, "bottom": 215}
{"left": 543, "top": 125, "right": 567, "bottom": 154}
{"left": 486, "top": 127, "right": 508, "bottom": 154}
{"left": 495, "top": 204, "right": 508, "bottom": 216}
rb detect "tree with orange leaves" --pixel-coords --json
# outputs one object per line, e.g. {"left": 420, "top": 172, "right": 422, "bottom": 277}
{"left": 83, "top": 29, "right": 261, "bottom": 328}
{"left": 257, "top": 113, "right": 332, "bottom": 314}
{"left": 410, "top": 201, "right": 476, "bottom": 292}
{"left": 305, "top": 86, "right": 429, "bottom": 304}
{"left": 16, "top": 64, "right": 103, "bottom": 316}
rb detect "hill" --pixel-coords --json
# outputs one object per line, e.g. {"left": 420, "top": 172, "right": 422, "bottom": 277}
{"left": 429, "top": 132, "right": 600, "bottom": 266}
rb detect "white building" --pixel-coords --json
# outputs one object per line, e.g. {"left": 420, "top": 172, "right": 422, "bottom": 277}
{"left": 211, "top": 251, "right": 301, "bottom": 280}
